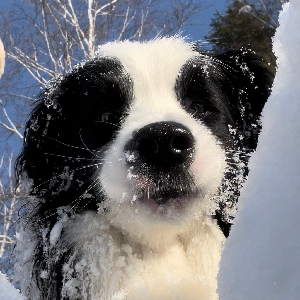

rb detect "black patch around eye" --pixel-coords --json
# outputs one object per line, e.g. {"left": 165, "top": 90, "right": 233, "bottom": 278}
{"left": 44, "top": 57, "right": 133, "bottom": 151}
{"left": 55, "top": 57, "right": 132, "bottom": 124}
{"left": 175, "top": 58, "right": 219, "bottom": 121}
{"left": 175, "top": 56, "right": 239, "bottom": 147}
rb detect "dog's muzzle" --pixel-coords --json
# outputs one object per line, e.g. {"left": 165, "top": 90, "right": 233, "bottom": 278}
{"left": 124, "top": 122, "right": 198, "bottom": 205}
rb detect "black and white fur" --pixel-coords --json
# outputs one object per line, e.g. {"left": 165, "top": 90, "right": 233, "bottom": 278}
{"left": 15, "top": 38, "right": 273, "bottom": 300}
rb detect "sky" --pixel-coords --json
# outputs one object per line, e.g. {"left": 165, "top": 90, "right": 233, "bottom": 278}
{"left": 182, "top": 0, "right": 227, "bottom": 40}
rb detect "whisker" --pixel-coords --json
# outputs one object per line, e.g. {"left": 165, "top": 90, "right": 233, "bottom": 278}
{"left": 33, "top": 136, "right": 91, "bottom": 151}
{"left": 31, "top": 162, "right": 107, "bottom": 192}
{"left": 36, "top": 180, "right": 99, "bottom": 224}
{"left": 73, "top": 183, "right": 104, "bottom": 214}
{"left": 79, "top": 128, "right": 98, "bottom": 157}
{"left": 68, "top": 180, "right": 99, "bottom": 211}
{"left": 93, "top": 120, "right": 119, "bottom": 128}
{"left": 46, "top": 136, "right": 91, "bottom": 151}
{"left": 44, "top": 152, "right": 103, "bottom": 161}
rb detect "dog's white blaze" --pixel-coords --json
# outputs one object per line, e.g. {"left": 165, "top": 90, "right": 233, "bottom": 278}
{"left": 97, "top": 38, "right": 195, "bottom": 103}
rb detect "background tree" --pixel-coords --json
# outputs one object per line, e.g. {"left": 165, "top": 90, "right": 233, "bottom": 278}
{"left": 206, "top": 0, "right": 286, "bottom": 72}
{"left": 0, "top": 153, "right": 26, "bottom": 276}
{"left": 0, "top": 0, "right": 208, "bottom": 276}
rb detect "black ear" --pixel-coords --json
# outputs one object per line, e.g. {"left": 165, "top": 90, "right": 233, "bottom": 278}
{"left": 215, "top": 49, "right": 274, "bottom": 150}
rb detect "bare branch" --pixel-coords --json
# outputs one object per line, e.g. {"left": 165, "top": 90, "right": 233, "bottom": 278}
{"left": 40, "top": 0, "right": 59, "bottom": 72}
{"left": 0, "top": 153, "right": 25, "bottom": 260}
{"left": 117, "top": 2, "right": 136, "bottom": 41}
{"left": 0, "top": 100, "right": 23, "bottom": 139}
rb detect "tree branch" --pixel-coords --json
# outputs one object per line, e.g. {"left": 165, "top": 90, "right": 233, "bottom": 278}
{"left": 0, "top": 100, "right": 23, "bottom": 139}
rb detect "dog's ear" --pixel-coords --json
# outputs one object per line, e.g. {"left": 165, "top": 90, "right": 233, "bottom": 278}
{"left": 0, "top": 40, "right": 5, "bottom": 78}
{"left": 215, "top": 49, "right": 274, "bottom": 150}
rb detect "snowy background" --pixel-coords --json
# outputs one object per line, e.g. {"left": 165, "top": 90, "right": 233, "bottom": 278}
{"left": 0, "top": 272, "right": 24, "bottom": 299}
{"left": 0, "top": 0, "right": 299, "bottom": 298}
{"left": 218, "top": 0, "right": 300, "bottom": 299}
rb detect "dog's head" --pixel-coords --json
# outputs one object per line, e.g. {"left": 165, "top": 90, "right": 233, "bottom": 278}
{"left": 17, "top": 38, "right": 273, "bottom": 240}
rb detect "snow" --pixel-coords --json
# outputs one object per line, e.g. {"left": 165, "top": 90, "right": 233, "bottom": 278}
{"left": 218, "top": 1, "right": 300, "bottom": 299}
{"left": 0, "top": 272, "right": 25, "bottom": 300}
{"left": 238, "top": 5, "right": 251, "bottom": 14}
{"left": 49, "top": 221, "right": 64, "bottom": 246}
{"left": 49, "top": 211, "right": 69, "bottom": 246}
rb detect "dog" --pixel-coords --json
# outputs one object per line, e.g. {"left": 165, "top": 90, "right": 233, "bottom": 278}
{"left": 14, "top": 37, "right": 273, "bottom": 300}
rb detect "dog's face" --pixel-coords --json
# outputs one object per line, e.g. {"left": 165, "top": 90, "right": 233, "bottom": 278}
{"left": 97, "top": 41, "right": 229, "bottom": 239}
{"left": 17, "top": 38, "right": 273, "bottom": 239}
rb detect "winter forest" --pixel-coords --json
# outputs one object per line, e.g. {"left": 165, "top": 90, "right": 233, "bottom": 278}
{"left": 1, "top": 0, "right": 298, "bottom": 298}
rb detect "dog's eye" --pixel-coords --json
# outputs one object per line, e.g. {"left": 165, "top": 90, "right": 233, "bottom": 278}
{"left": 94, "top": 110, "right": 119, "bottom": 124}
{"left": 100, "top": 111, "right": 114, "bottom": 122}
{"left": 184, "top": 97, "right": 208, "bottom": 114}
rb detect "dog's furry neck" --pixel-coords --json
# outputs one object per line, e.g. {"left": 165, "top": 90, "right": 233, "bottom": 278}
{"left": 64, "top": 211, "right": 225, "bottom": 300}
{"left": 15, "top": 209, "right": 224, "bottom": 300}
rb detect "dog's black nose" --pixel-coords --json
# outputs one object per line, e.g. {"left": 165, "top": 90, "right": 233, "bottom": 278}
{"left": 124, "top": 122, "right": 195, "bottom": 169}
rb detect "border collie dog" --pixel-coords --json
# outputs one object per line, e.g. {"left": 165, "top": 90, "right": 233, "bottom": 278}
{"left": 15, "top": 38, "right": 273, "bottom": 300}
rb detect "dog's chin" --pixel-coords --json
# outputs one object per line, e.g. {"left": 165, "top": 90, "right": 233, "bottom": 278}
{"left": 140, "top": 196, "right": 190, "bottom": 215}
{"left": 105, "top": 193, "right": 196, "bottom": 222}
{"left": 103, "top": 188, "right": 207, "bottom": 248}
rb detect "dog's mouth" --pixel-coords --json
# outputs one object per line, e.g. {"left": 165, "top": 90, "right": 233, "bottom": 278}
{"left": 140, "top": 197, "right": 192, "bottom": 216}
{"left": 131, "top": 172, "right": 200, "bottom": 212}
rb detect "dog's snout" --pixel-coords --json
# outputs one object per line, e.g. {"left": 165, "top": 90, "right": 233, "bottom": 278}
{"left": 125, "top": 122, "right": 195, "bottom": 169}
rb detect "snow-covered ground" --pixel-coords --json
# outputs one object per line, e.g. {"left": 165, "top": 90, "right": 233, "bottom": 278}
{"left": 218, "top": 0, "right": 300, "bottom": 299}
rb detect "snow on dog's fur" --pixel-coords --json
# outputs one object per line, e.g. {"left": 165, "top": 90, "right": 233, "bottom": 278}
{"left": 14, "top": 37, "right": 273, "bottom": 299}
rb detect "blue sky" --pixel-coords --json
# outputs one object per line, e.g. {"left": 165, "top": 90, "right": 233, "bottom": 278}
{"left": 0, "top": 0, "right": 227, "bottom": 40}
{"left": 0, "top": 2, "right": 11, "bottom": 11}
{"left": 183, "top": 0, "right": 227, "bottom": 40}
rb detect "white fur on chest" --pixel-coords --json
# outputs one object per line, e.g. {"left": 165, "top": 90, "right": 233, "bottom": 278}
{"left": 62, "top": 212, "right": 224, "bottom": 300}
